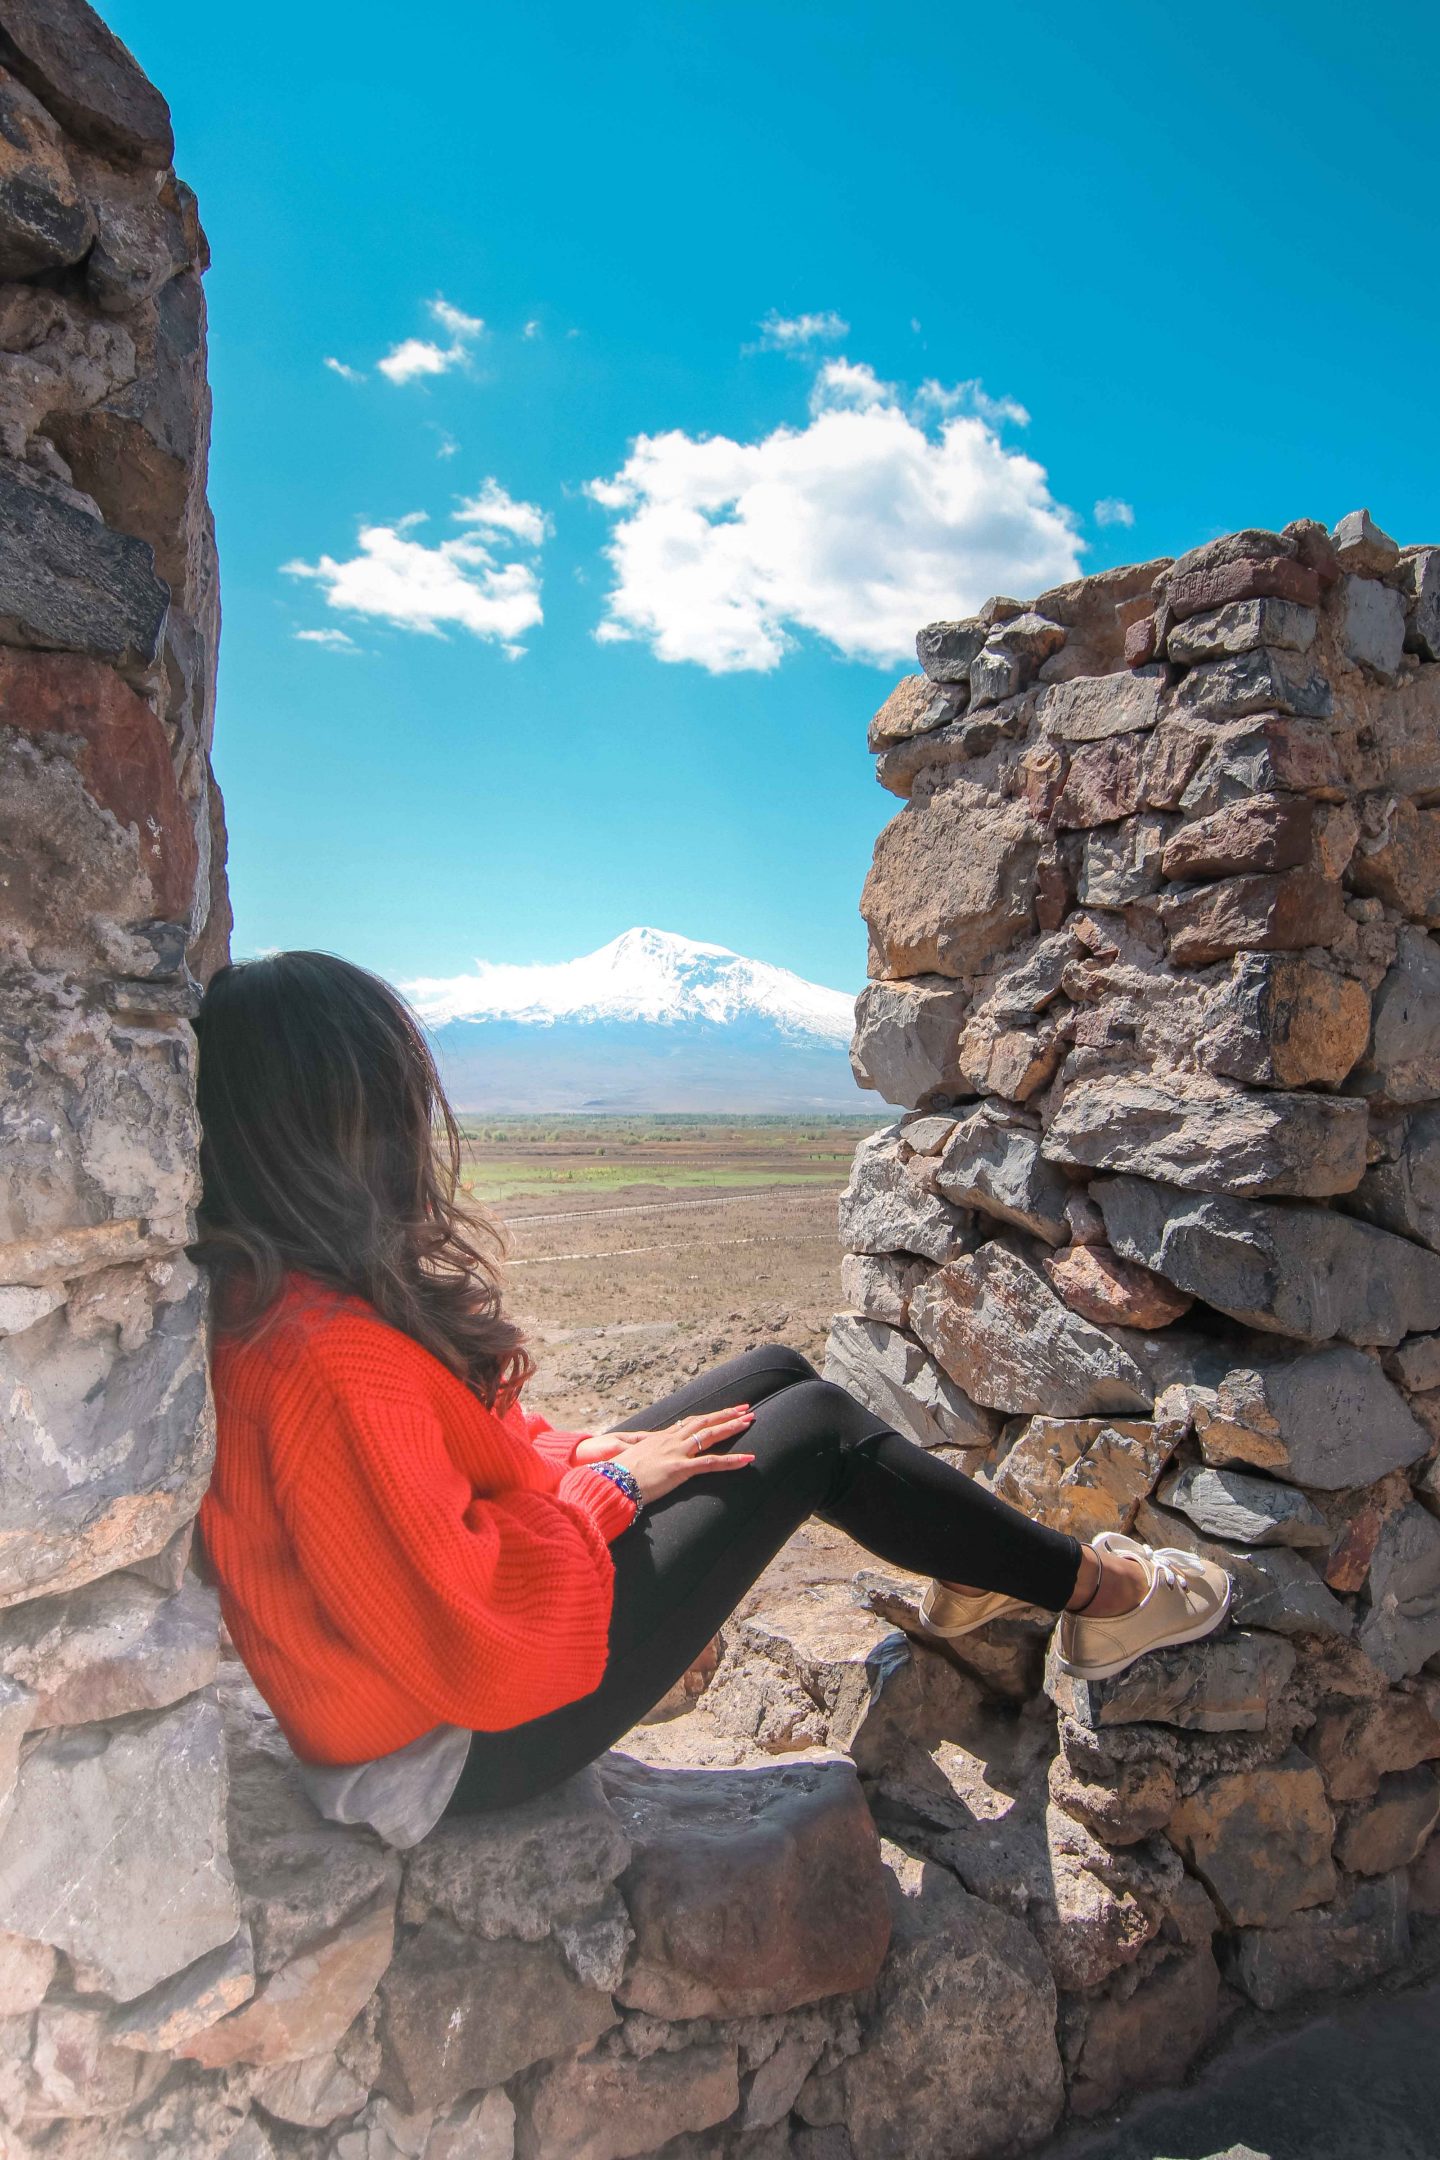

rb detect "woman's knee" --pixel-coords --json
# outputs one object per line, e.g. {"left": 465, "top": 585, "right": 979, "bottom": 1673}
{"left": 753, "top": 1375, "right": 862, "bottom": 1453}
{"left": 728, "top": 1341, "right": 818, "bottom": 1387}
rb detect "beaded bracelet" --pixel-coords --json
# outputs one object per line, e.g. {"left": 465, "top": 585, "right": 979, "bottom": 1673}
{"left": 588, "top": 1458, "right": 643, "bottom": 1518}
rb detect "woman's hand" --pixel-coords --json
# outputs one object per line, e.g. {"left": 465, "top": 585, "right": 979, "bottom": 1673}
{"left": 577, "top": 1407, "right": 756, "bottom": 1503}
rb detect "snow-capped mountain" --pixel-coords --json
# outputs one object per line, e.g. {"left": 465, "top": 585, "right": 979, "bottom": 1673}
{"left": 403, "top": 928, "right": 864, "bottom": 1112}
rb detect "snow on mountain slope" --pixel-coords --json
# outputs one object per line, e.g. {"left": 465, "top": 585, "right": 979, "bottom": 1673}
{"left": 404, "top": 927, "right": 856, "bottom": 1039}
{"left": 401, "top": 929, "right": 864, "bottom": 1112}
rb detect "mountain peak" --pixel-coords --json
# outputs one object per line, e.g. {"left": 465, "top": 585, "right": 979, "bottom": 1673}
{"left": 403, "top": 927, "right": 856, "bottom": 1038}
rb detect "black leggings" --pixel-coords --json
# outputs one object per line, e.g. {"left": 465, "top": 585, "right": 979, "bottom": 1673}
{"left": 444, "top": 1344, "right": 1082, "bottom": 1814}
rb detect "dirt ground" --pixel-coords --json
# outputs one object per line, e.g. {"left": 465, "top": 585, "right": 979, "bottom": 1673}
{"left": 463, "top": 1116, "right": 882, "bottom": 1429}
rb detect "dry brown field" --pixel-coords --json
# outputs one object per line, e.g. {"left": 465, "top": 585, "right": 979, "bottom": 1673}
{"left": 461, "top": 1113, "right": 885, "bottom": 1428}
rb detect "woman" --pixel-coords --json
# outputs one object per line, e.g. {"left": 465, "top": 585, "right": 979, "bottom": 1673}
{"left": 195, "top": 951, "right": 1230, "bottom": 1836}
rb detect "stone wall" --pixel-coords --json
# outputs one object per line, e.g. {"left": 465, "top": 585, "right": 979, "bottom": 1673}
{"left": 8, "top": 10, "right": 1439, "bottom": 2156}
{"left": 0, "top": 13, "right": 1059, "bottom": 2160}
{"left": 827, "top": 508, "right": 1440, "bottom": 2111}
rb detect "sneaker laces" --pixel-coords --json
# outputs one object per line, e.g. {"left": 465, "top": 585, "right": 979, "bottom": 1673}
{"left": 1151, "top": 1545, "right": 1211, "bottom": 1602}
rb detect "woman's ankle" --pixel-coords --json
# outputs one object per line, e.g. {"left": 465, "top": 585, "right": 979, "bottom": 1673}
{"left": 1066, "top": 1546, "right": 1150, "bottom": 1620}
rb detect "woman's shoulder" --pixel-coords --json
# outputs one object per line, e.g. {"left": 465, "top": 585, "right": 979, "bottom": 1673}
{"left": 215, "top": 1271, "right": 437, "bottom": 1391}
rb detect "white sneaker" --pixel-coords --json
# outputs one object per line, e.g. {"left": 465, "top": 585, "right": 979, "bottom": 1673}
{"left": 1055, "top": 1529, "right": 1232, "bottom": 1682}
{"left": 918, "top": 1578, "right": 1028, "bottom": 1639}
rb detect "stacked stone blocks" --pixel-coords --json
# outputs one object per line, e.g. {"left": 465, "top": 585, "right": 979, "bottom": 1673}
{"left": 0, "top": 11, "right": 1061, "bottom": 2158}
{"left": 6, "top": 4, "right": 1438, "bottom": 2150}
{"left": 825, "top": 503, "right": 1440, "bottom": 2110}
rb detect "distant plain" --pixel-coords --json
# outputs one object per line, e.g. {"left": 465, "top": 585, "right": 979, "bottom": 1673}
{"left": 460, "top": 1111, "right": 888, "bottom": 1429}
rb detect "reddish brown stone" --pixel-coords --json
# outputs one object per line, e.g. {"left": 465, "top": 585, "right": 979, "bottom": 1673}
{"left": 1123, "top": 614, "right": 1159, "bottom": 667}
{"left": 1284, "top": 517, "right": 1341, "bottom": 585}
{"left": 1032, "top": 558, "right": 1170, "bottom": 680}
{"left": 1021, "top": 741, "right": 1066, "bottom": 820}
{"left": 1325, "top": 1506, "right": 1386, "bottom": 1593}
{"left": 1055, "top": 734, "right": 1145, "bottom": 829}
{"left": 1062, "top": 1943, "right": 1221, "bottom": 2118}
{"left": 1350, "top": 796, "right": 1440, "bottom": 925}
{"left": 1168, "top": 555, "right": 1321, "bottom": 623}
{"left": 1140, "top": 724, "right": 1211, "bottom": 809}
{"left": 867, "top": 673, "right": 965, "bottom": 751}
{"left": 1160, "top": 872, "right": 1348, "bottom": 968}
{"left": 1305, "top": 1691, "right": 1440, "bottom": 1803}
{"left": 0, "top": 647, "right": 196, "bottom": 919}
{"left": 602, "top": 1754, "right": 892, "bottom": 2018}
{"left": 1161, "top": 795, "right": 1314, "bottom": 881}
{"left": 1043, "top": 1244, "right": 1193, "bottom": 1331}
{"left": 1035, "top": 845, "right": 1074, "bottom": 931}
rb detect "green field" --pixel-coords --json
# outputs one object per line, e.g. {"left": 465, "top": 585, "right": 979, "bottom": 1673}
{"left": 457, "top": 1111, "right": 888, "bottom": 1206}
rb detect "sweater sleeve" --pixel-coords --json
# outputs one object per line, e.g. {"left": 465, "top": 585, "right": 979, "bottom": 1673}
{"left": 519, "top": 1406, "right": 594, "bottom": 1472}
{"left": 272, "top": 1338, "right": 630, "bottom": 1732}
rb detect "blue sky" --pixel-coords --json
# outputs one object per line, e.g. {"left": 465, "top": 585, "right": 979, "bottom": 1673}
{"left": 111, "top": 0, "right": 1440, "bottom": 995}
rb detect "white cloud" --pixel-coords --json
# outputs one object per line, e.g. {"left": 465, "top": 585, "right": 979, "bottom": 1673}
{"left": 587, "top": 359, "right": 1083, "bottom": 672}
{"left": 454, "top": 478, "right": 551, "bottom": 548}
{"left": 295, "top": 627, "right": 357, "bottom": 649}
{"left": 429, "top": 297, "right": 485, "bottom": 340}
{"left": 283, "top": 487, "right": 547, "bottom": 651}
{"left": 916, "top": 377, "right": 1031, "bottom": 428}
{"left": 324, "top": 356, "right": 364, "bottom": 382}
{"left": 377, "top": 337, "right": 462, "bottom": 385}
{"left": 1095, "top": 496, "right": 1136, "bottom": 528}
{"left": 810, "top": 357, "right": 893, "bottom": 412}
{"left": 376, "top": 294, "right": 486, "bottom": 386}
{"left": 523, "top": 318, "right": 542, "bottom": 339}
{"left": 758, "top": 309, "right": 849, "bottom": 349}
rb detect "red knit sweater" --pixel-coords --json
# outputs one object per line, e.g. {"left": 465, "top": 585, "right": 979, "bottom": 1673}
{"left": 200, "top": 1272, "right": 637, "bottom": 1765}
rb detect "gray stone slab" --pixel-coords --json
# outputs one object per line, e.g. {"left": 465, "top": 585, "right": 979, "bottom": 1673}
{"left": 0, "top": 465, "right": 169, "bottom": 673}
{"left": 1094, "top": 1175, "right": 1440, "bottom": 1346}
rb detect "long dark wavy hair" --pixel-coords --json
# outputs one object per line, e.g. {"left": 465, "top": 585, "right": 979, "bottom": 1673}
{"left": 192, "top": 950, "right": 533, "bottom": 1410}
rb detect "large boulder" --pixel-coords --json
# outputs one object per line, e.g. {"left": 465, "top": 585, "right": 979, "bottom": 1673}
{"left": 910, "top": 1242, "right": 1152, "bottom": 1417}
{"left": 988, "top": 1415, "right": 1173, "bottom": 1541}
{"left": 519, "top": 2040, "right": 741, "bottom": 2160}
{"left": 1224, "top": 1871, "right": 1410, "bottom": 2010}
{"left": 1350, "top": 1103, "right": 1440, "bottom": 1251}
{"left": 1155, "top": 1463, "right": 1329, "bottom": 1548}
{"left": 0, "top": 1570, "right": 217, "bottom": 1725}
{"left": 1053, "top": 1631, "right": 1296, "bottom": 1737}
{"left": 0, "top": 65, "right": 94, "bottom": 276}
{"left": 1094, "top": 1175, "right": 1440, "bottom": 1345}
{"left": 399, "top": 1762, "right": 631, "bottom": 1942}
{"left": 0, "top": 463, "right": 169, "bottom": 674}
{"left": 1357, "top": 1504, "right": 1440, "bottom": 1680}
{"left": 861, "top": 795, "right": 1045, "bottom": 979}
{"left": 0, "top": 1275, "right": 214, "bottom": 1606}
{"left": 1188, "top": 1343, "right": 1430, "bottom": 1488}
{"left": 179, "top": 1889, "right": 395, "bottom": 2069}
{"left": 1042, "top": 1072, "right": 1368, "bottom": 1199}
{"left": 377, "top": 1918, "right": 616, "bottom": 2113}
{"left": 1037, "top": 667, "right": 1165, "bottom": 739}
{"left": 599, "top": 1753, "right": 891, "bottom": 2018}
{"left": 829, "top": 1841, "right": 1063, "bottom": 2160}
{"left": 837, "top": 1130, "right": 976, "bottom": 1265}
{"left": 1198, "top": 952, "right": 1371, "bottom": 1089}
{"left": 0, "top": 1695, "right": 238, "bottom": 2001}
{"left": 848, "top": 976, "right": 967, "bottom": 1106}
{"left": 823, "top": 1313, "right": 999, "bottom": 1455}
{"left": 1352, "top": 926, "right": 1440, "bottom": 1103}
{"left": 933, "top": 1102, "right": 1072, "bottom": 1242}
{"left": 0, "top": 0, "right": 175, "bottom": 165}
{"left": 1167, "top": 1750, "right": 1336, "bottom": 1927}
